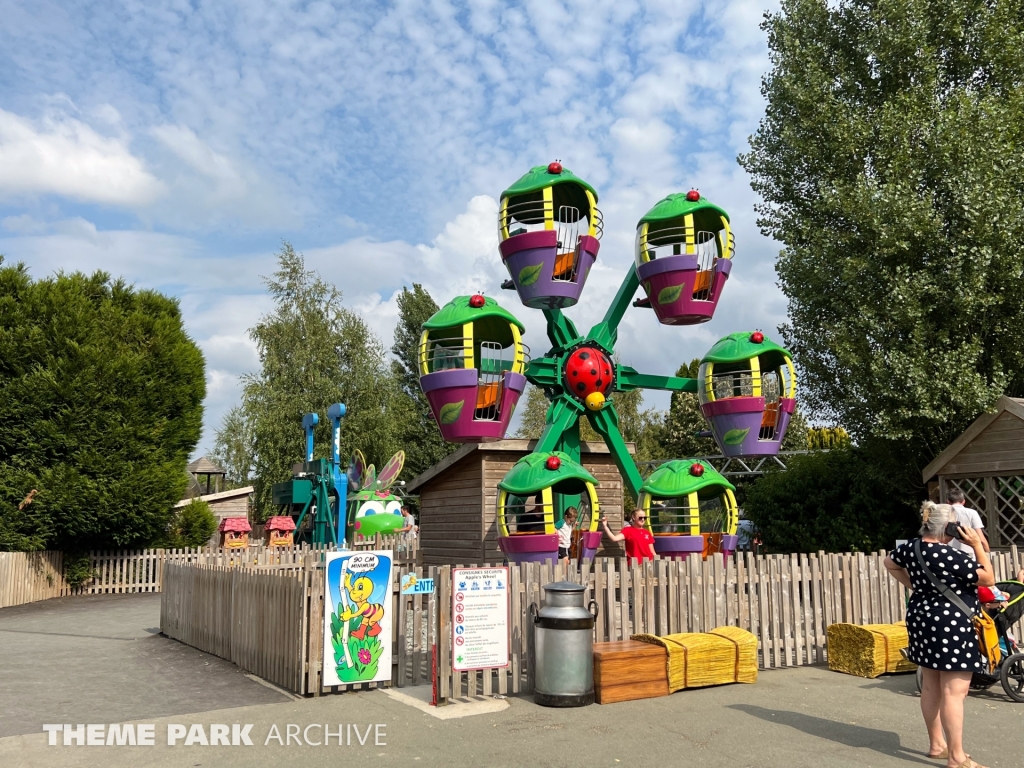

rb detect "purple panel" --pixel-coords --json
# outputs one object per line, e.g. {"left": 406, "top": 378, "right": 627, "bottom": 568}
{"left": 579, "top": 531, "right": 601, "bottom": 561}
{"left": 636, "top": 255, "right": 731, "bottom": 326}
{"left": 702, "top": 396, "right": 764, "bottom": 417}
{"left": 701, "top": 403, "right": 782, "bottom": 458}
{"left": 501, "top": 231, "right": 599, "bottom": 309}
{"left": 421, "top": 369, "right": 525, "bottom": 443}
{"left": 780, "top": 397, "right": 796, "bottom": 414}
{"left": 499, "top": 535, "right": 559, "bottom": 564}
{"left": 653, "top": 535, "right": 704, "bottom": 561}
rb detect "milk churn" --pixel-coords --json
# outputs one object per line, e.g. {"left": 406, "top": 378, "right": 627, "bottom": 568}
{"left": 532, "top": 581, "right": 598, "bottom": 707}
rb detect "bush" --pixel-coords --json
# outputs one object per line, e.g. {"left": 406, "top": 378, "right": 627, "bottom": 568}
{"left": 743, "top": 445, "right": 919, "bottom": 553}
{"left": 0, "top": 262, "right": 205, "bottom": 551}
{"left": 163, "top": 499, "right": 218, "bottom": 548}
{"left": 63, "top": 552, "right": 94, "bottom": 590}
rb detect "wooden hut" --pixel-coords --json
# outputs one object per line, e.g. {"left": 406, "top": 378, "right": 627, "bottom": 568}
{"left": 407, "top": 439, "right": 633, "bottom": 566}
{"left": 922, "top": 395, "right": 1024, "bottom": 547}
{"left": 174, "top": 486, "right": 253, "bottom": 547}
{"left": 187, "top": 456, "right": 227, "bottom": 495}
{"left": 264, "top": 515, "right": 296, "bottom": 547}
{"left": 219, "top": 517, "right": 251, "bottom": 549}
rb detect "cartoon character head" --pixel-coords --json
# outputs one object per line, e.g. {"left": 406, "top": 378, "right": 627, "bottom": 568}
{"left": 347, "top": 449, "right": 406, "bottom": 539}
{"left": 348, "top": 575, "right": 374, "bottom": 601}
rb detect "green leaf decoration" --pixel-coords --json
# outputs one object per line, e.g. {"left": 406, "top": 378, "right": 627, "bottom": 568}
{"left": 439, "top": 400, "right": 464, "bottom": 424}
{"left": 519, "top": 263, "right": 544, "bottom": 286}
{"left": 723, "top": 428, "right": 750, "bottom": 446}
{"left": 657, "top": 284, "right": 684, "bottom": 305}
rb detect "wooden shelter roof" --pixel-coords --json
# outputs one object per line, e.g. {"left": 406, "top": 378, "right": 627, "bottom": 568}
{"left": 187, "top": 456, "right": 227, "bottom": 475}
{"left": 406, "top": 438, "right": 634, "bottom": 493}
{"left": 922, "top": 396, "right": 1024, "bottom": 482}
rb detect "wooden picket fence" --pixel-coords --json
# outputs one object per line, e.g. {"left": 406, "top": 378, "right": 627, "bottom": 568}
{"left": 0, "top": 535, "right": 419, "bottom": 608}
{"left": 157, "top": 546, "right": 1024, "bottom": 699}
{"left": 0, "top": 550, "right": 68, "bottom": 608}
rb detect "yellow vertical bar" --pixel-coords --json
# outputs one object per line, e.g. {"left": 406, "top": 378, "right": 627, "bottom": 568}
{"left": 684, "top": 213, "right": 695, "bottom": 255}
{"left": 587, "top": 483, "right": 600, "bottom": 530}
{"left": 419, "top": 330, "right": 431, "bottom": 376}
{"left": 497, "top": 490, "right": 509, "bottom": 536}
{"left": 510, "top": 324, "right": 524, "bottom": 374}
{"left": 719, "top": 216, "right": 733, "bottom": 258}
{"left": 500, "top": 196, "right": 510, "bottom": 240}
{"left": 542, "top": 487, "right": 555, "bottom": 534}
{"left": 704, "top": 362, "right": 715, "bottom": 402}
{"left": 462, "top": 322, "right": 475, "bottom": 370}
{"left": 585, "top": 190, "right": 598, "bottom": 237}
{"left": 724, "top": 490, "right": 739, "bottom": 536}
{"left": 639, "top": 492, "right": 651, "bottom": 532}
{"left": 750, "top": 355, "right": 761, "bottom": 397}
{"left": 687, "top": 492, "right": 700, "bottom": 536}
{"left": 542, "top": 186, "right": 554, "bottom": 231}
{"left": 785, "top": 357, "right": 798, "bottom": 398}
{"left": 638, "top": 223, "right": 650, "bottom": 264}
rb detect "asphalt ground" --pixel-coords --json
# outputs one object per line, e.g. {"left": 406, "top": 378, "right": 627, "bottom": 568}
{"left": 2, "top": 594, "right": 1023, "bottom": 768}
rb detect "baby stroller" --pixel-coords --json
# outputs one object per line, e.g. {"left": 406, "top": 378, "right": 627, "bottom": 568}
{"left": 916, "top": 580, "right": 1024, "bottom": 701}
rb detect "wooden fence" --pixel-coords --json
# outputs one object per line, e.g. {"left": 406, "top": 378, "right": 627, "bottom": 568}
{"left": 0, "top": 551, "right": 67, "bottom": 608}
{"left": 157, "top": 546, "right": 1024, "bottom": 699}
{"left": 0, "top": 535, "right": 419, "bottom": 608}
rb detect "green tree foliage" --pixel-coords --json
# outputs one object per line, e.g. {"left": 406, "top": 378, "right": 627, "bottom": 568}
{"left": 514, "top": 384, "right": 551, "bottom": 439}
{"left": 0, "top": 259, "right": 205, "bottom": 551}
{"left": 744, "top": 445, "right": 919, "bottom": 552}
{"left": 210, "top": 405, "right": 253, "bottom": 489}
{"left": 740, "top": 0, "right": 1024, "bottom": 465}
{"left": 390, "top": 284, "right": 458, "bottom": 480}
{"left": 162, "top": 498, "right": 218, "bottom": 547}
{"left": 807, "top": 426, "right": 851, "bottom": 450}
{"left": 663, "top": 359, "right": 717, "bottom": 459}
{"left": 239, "top": 244, "right": 403, "bottom": 518}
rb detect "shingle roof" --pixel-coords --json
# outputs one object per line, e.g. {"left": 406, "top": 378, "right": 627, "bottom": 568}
{"left": 218, "top": 517, "right": 252, "bottom": 533}
{"left": 265, "top": 515, "right": 296, "bottom": 531}
{"left": 187, "top": 456, "right": 226, "bottom": 475}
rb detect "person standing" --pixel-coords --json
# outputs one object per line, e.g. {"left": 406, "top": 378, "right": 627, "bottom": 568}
{"left": 600, "top": 509, "right": 655, "bottom": 565}
{"left": 946, "top": 488, "right": 990, "bottom": 559}
{"left": 398, "top": 505, "right": 418, "bottom": 538}
{"left": 884, "top": 501, "right": 994, "bottom": 768}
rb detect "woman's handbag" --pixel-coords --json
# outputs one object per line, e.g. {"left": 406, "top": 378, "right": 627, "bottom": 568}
{"left": 913, "top": 540, "right": 1002, "bottom": 674}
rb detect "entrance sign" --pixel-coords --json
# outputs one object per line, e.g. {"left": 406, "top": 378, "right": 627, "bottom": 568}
{"left": 401, "top": 573, "right": 435, "bottom": 595}
{"left": 452, "top": 567, "right": 509, "bottom": 671}
{"left": 323, "top": 550, "right": 394, "bottom": 685}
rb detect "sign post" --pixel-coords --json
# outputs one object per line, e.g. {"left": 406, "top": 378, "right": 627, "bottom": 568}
{"left": 451, "top": 567, "right": 509, "bottom": 672}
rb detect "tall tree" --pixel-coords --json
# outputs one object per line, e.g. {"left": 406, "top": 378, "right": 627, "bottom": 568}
{"left": 663, "top": 359, "right": 718, "bottom": 459}
{"left": 0, "top": 259, "right": 205, "bottom": 550}
{"left": 740, "top": 0, "right": 1024, "bottom": 467}
{"left": 390, "top": 285, "right": 457, "bottom": 480}
{"left": 210, "top": 405, "right": 253, "bottom": 489}
{"left": 240, "top": 244, "right": 402, "bottom": 517}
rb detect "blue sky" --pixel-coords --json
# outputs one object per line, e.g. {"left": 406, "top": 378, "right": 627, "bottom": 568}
{"left": 0, "top": 0, "right": 784, "bottom": 457}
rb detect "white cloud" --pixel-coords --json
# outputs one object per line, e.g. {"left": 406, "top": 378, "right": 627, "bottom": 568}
{"left": 0, "top": 107, "right": 164, "bottom": 205}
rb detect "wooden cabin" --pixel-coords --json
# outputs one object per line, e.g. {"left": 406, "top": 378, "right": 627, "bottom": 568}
{"left": 922, "top": 395, "right": 1024, "bottom": 548}
{"left": 407, "top": 439, "right": 633, "bottom": 566}
{"left": 264, "top": 515, "right": 296, "bottom": 547}
{"left": 174, "top": 486, "right": 254, "bottom": 547}
{"left": 218, "top": 517, "right": 252, "bottom": 549}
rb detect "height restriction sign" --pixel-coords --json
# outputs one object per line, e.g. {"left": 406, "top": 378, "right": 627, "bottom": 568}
{"left": 451, "top": 567, "right": 509, "bottom": 671}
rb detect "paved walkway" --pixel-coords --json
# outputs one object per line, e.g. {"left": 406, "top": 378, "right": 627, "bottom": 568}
{"left": 2, "top": 595, "right": 1023, "bottom": 767}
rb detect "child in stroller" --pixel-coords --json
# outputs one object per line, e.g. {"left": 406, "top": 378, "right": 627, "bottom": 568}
{"left": 974, "top": 575, "right": 1024, "bottom": 701}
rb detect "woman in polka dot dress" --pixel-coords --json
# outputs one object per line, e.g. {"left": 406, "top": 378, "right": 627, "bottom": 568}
{"left": 885, "top": 502, "right": 995, "bottom": 768}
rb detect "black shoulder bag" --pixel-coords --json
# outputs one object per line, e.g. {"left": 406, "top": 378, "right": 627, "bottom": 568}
{"left": 913, "top": 539, "right": 1001, "bottom": 673}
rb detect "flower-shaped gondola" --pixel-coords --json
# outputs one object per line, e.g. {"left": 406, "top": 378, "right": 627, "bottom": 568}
{"left": 419, "top": 295, "right": 528, "bottom": 442}
{"left": 498, "top": 162, "right": 602, "bottom": 309}
{"left": 496, "top": 451, "right": 601, "bottom": 564}
{"left": 640, "top": 460, "right": 739, "bottom": 561}
{"left": 635, "top": 191, "right": 733, "bottom": 325}
{"left": 698, "top": 332, "right": 797, "bottom": 458}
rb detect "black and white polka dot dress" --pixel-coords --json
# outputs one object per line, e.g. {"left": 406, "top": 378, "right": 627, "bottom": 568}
{"left": 888, "top": 539, "right": 982, "bottom": 672}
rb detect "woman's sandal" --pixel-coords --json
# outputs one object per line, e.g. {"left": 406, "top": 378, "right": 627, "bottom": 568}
{"left": 927, "top": 750, "right": 971, "bottom": 761}
{"left": 950, "top": 759, "right": 986, "bottom": 768}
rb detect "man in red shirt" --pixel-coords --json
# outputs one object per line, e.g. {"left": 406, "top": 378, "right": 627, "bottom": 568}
{"left": 601, "top": 510, "right": 655, "bottom": 564}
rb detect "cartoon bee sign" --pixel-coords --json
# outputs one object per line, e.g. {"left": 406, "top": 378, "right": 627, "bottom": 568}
{"left": 323, "top": 550, "right": 393, "bottom": 685}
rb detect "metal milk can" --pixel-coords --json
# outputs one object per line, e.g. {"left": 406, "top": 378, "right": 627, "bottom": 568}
{"left": 532, "top": 581, "right": 598, "bottom": 707}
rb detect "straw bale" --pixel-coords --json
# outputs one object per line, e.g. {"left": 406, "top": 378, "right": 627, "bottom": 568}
{"left": 826, "top": 623, "right": 917, "bottom": 678}
{"left": 633, "top": 627, "right": 758, "bottom": 692}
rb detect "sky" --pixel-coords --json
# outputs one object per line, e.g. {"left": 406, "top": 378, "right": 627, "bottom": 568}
{"left": 0, "top": 0, "right": 784, "bottom": 458}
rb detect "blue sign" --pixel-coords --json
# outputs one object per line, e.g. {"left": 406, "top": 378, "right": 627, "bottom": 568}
{"left": 400, "top": 574, "right": 435, "bottom": 595}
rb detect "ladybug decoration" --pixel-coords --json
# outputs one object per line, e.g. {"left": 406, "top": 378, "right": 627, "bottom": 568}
{"left": 686, "top": 189, "right": 700, "bottom": 202}
{"left": 690, "top": 463, "right": 705, "bottom": 477}
{"left": 545, "top": 456, "right": 561, "bottom": 470}
{"left": 564, "top": 346, "right": 613, "bottom": 404}
{"left": 750, "top": 331, "right": 764, "bottom": 344}
{"left": 469, "top": 294, "right": 486, "bottom": 308}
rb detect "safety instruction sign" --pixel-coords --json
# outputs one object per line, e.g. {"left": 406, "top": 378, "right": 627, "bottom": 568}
{"left": 452, "top": 567, "right": 509, "bottom": 671}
